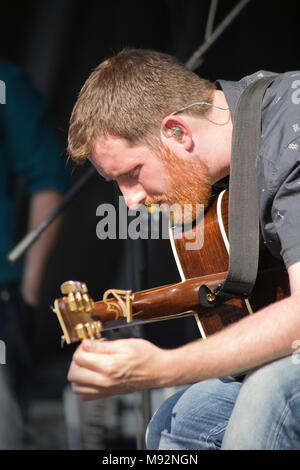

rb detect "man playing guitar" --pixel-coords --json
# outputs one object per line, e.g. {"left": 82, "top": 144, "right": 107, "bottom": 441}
{"left": 65, "top": 49, "right": 300, "bottom": 450}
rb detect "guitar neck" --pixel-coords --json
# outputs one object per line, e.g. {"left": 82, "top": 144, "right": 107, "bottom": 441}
{"left": 91, "top": 272, "right": 227, "bottom": 326}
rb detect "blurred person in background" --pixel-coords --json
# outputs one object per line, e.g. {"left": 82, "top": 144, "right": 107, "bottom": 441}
{"left": 0, "top": 59, "right": 69, "bottom": 449}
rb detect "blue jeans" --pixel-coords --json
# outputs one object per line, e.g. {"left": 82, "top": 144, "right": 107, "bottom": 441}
{"left": 146, "top": 355, "right": 300, "bottom": 450}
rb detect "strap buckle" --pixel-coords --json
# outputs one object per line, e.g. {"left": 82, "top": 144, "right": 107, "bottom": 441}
{"left": 198, "top": 283, "right": 248, "bottom": 312}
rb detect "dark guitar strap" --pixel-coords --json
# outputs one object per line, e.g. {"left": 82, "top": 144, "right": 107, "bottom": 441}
{"left": 199, "top": 74, "right": 279, "bottom": 308}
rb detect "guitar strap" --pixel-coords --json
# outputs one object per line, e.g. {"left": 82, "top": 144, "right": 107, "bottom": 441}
{"left": 199, "top": 74, "right": 279, "bottom": 308}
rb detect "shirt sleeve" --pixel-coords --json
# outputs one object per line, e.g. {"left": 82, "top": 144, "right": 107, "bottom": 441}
{"left": 2, "top": 65, "right": 69, "bottom": 195}
{"left": 271, "top": 137, "right": 300, "bottom": 269}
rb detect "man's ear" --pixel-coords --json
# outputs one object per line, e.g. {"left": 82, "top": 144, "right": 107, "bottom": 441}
{"left": 161, "top": 116, "right": 193, "bottom": 151}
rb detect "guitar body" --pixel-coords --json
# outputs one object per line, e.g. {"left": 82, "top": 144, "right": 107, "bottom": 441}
{"left": 170, "top": 190, "right": 290, "bottom": 338}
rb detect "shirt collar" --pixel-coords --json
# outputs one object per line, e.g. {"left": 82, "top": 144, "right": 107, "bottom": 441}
{"left": 215, "top": 79, "right": 245, "bottom": 121}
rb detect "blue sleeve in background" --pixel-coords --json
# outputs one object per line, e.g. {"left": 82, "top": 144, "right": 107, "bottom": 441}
{"left": 0, "top": 60, "right": 70, "bottom": 283}
{"left": 0, "top": 60, "right": 69, "bottom": 195}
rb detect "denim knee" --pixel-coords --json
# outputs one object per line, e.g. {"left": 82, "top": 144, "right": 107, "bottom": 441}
{"left": 146, "top": 387, "right": 187, "bottom": 450}
{"left": 146, "top": 379, "right": 241, "bottom": 450}
{"left": 222, "top": 355, "right": 300, "bottom": 449}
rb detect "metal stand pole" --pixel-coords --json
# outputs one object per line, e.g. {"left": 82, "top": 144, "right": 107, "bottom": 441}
{"left": 7, "top": 166, "right": 96, "bottom": 263}
{"left": 186, "top": 0, "right": 251, "bottom": 71}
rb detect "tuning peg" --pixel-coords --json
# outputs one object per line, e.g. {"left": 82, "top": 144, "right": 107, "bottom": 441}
{"left": 61, "top": 280, "right": 89, "bottom": 295}
{"left": 60, "top": 281, "right": 78, "bottom": 295}
{"left": 81, "top": 283, "right": 88, "bottom": 293}
{"left": 74, "top": 321, "right": 103, "bottom": 340}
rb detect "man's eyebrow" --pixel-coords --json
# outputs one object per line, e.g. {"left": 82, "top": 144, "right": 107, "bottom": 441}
{"left": 99, "top": 165, "right": 140, "bottom": 182}
{"left": 114, "top": 165, "right": 140, "bottom": 180}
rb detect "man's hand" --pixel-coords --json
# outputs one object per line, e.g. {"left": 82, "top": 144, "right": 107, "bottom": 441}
{"left": 68, "top": 337, "right": 172, "bottom": 400}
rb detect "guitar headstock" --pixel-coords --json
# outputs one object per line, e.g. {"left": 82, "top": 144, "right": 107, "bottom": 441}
{"left": 51, "top": 280, "right": 103, "bottom": 345}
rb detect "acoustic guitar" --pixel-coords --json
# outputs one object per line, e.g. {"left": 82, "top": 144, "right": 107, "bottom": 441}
{"left": 51, "top": 190, "right": 289, "bottom": 345}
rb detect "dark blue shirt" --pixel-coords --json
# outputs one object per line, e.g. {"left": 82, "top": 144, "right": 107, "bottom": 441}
{"left": 218, "top": 71, "right": 300, "bottom": 270}
{"left": 0, "top": 60, "right": 68, "bottom": 283}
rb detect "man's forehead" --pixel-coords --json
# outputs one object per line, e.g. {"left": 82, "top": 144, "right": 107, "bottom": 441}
{"left": 90, "top": 135, "right": 149, "bottom": 177}
{"left": 92, "top": 135, "right": 159, "bottom": 160}
{"left": 92, "top": 135, "right": 124, "bottom": 156}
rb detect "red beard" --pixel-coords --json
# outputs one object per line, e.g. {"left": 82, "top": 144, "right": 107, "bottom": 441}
{"left": 145, "top": 145, "right": 212, "bottom": 224}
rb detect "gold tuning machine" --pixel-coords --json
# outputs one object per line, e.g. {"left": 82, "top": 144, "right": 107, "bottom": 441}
{"left": 51, "top": 280, "right": 103, "bottom": 345}
{"left": 60, "top": 280, "right": 94, "bottom": 312}
{"left": 74, "top": 321, "right": 103, "bottom": 341}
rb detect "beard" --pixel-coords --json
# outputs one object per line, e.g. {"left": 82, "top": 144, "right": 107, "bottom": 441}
{"left": 145, "top": 145, "right": 212, "bottom": 225}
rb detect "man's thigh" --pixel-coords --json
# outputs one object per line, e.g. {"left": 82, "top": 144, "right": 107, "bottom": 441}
{"left": 222, "top": 355, "right": 300, "bottom": 449}
{"left": 146, "top": 378, "right": 242, "bottom": 450}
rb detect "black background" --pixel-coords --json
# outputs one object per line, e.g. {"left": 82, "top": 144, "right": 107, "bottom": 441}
{"left": 1, "top": 0, "right": 299, "bottom": 399}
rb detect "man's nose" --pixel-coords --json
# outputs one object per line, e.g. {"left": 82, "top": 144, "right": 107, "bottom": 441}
{"left": 119, "top": 183, "right": 147, "bottom": 209}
